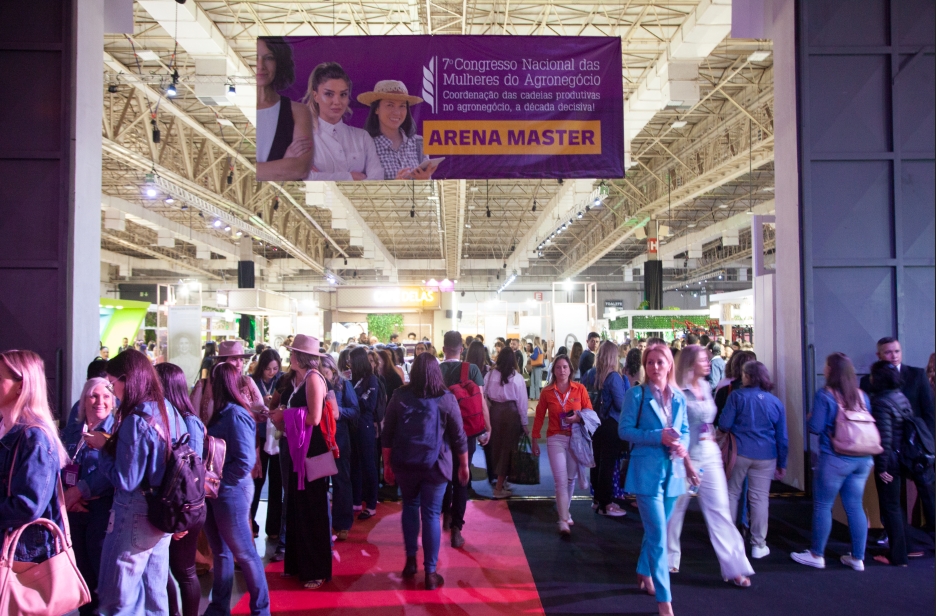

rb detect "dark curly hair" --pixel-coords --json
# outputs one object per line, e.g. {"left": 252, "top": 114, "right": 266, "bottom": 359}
{"left": 260, "top": 37, "right": 295, "bottom": 92}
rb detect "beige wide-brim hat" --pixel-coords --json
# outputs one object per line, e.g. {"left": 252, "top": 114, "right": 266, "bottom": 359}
{"left": 357, "top": 80, "right": 423, "bottom": 106}
{"left": 215, "top": 340, "right": 252, "bottom": 359}
{"left": 285, "top": 334, "right": 327, "bottom": 357}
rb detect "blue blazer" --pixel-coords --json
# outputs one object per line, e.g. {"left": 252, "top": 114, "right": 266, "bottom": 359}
{"left": 618, "top": 385, "right": 690, "bottom": 497}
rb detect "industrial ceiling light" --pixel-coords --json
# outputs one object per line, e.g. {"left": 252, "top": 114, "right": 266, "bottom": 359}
{"left": 213, "top": 220, "right": 222, "bottom": 228}
{"left": 151, "top": 119, "right": 160, "bottom": 143}
{"left": 532, "top": 200, "right": 537, "bottom": 212}
{"left": 145, "top": 187, "right": 157, "bottom": 198}
{"left": 748, "top": 50, "right": 771, "bottom": 62}
{"left": 409, "top": 208, "right": 415, "bottom": 218}
{"left": 164, "top": 197, "right": 174, "bottom": 204}
{"left": 671, "top": 120, "right": 688, "bottom": 129}
{"left": 465, "top": 223, "right": 471, "bottom": 228}
{"left": 577, "top": 211, "right": 584, "bottom": 219}
{"left": 224, "top": 225, "right": 231, "bottom": 232}
{"left": 227, "top": 83, "right": 236, "bottom": 95}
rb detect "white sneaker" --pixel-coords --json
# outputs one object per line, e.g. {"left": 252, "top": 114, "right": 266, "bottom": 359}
{"left": 558, "top": 521, "right": 571, "bottom": 536}
{"left": 751, "top": 545, "right": 771, "bottom": 559}
{"left": 840, "top": 553, "right": 864, "bottom": 571}
{"left": 491, "top": 488, "right": 512, "bottom": 499}
{"left": 598, "top": 503, "right": 627, "bottom": 517}
{"left": 791, "top": 550, "right": 825, "bottom": 568}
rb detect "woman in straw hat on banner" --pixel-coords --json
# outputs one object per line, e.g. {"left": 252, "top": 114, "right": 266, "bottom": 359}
{"left": 268, "top": 334, "right": 339, "bottom": 590}
{"left": 359, "top": 80, "right": 438, "bottom": 180}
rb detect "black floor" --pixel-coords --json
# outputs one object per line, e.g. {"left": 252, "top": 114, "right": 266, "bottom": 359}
{"left": 509, "top": 496, "right": 935, "bottom": 616}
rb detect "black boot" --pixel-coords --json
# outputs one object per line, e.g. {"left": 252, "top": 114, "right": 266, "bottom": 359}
{"left": 425, "top": 571, "right": 444, "bottom": 590}
{"left": 402, "top": 556, "right": 417, "bottom": 579}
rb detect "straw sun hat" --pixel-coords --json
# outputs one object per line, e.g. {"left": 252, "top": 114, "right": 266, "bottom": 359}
{"left": 356, "top": 80, "right": 423, "bottom": 106}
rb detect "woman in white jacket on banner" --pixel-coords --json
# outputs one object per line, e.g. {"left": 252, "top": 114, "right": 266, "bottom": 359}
{"left": 666, "top": 344, "right": 754, "bottom": 587}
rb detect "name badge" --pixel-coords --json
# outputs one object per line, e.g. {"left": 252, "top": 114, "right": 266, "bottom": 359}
{"left": 62, "top": 463, "right": 80, "bottom": 488}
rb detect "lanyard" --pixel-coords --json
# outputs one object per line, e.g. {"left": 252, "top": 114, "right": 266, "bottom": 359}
{"left": 553, "top": 385, "right": 572, "bottom": 410}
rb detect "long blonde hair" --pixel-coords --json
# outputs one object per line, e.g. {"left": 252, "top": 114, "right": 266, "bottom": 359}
{"left": 675, "top": 344, "right": 708, "bottom": 389}
{"left": 595, "top": 340, "right": 620, "bottom": 390}
{"left": 0, "top": 350, "right": 68, "bottom": 466}
{"left": 78, "top": 377, "right": 113, "bottom": 423}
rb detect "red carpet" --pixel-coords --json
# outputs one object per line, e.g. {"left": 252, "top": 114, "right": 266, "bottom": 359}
{"left": 234, "top": 500, "right": 545, "bottom": 615}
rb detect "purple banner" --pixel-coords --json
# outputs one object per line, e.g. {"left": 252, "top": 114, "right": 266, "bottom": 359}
{"left": 256, "top": 35, "right": 623, "bottom": 181}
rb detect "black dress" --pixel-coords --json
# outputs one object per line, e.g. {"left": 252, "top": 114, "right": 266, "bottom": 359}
{"left": 282, "top": 373, "right": 332, "bottom": 582}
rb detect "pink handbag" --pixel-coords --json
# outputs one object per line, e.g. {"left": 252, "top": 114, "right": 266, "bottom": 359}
{"left": 0, "top": 437, "right": 91, "bottom": 616}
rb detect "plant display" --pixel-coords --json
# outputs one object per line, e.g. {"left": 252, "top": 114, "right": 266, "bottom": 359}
{"left": 367, "top": 313, "right": 403, "bottom": 343}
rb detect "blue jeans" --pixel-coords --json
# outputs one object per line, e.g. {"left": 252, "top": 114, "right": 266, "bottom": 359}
{"left": 97, "top": 492, "right": 171, "bottom": 616}
{"left": 397, "top": 476, "right": 447, "bottom": 573}
{"left": 636, "top": 491, "right": 678, "bottom": 603}
{"left": 332, "top": 421, "right": 354, "bottom": 531}
{"left": 352, "top": 419, "right": 378, "bottom": 510}
{"left": 811, "top": 453, "right": 873, "bottom": 560}
{"left": 203, "top": 481, "right": 271, "bottom": 616}
{"left": 529, "top": 367, "right": 545, "bottom": 400}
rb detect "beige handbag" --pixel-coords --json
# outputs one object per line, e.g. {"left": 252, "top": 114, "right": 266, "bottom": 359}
{"left": 0, "top": 438, "right": 91, "bottom": 616}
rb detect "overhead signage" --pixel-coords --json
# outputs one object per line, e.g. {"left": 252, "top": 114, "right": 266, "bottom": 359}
{"left": 256, "top": 35, "right": 623, "bottom": 181}
{"left": 647, "top": 237, "right": 659, "bottom": 254}
{"left": 336, "top": 286, "right": 441, "bottom": 310}
{"left": 533, "top": 292, "right": 544, "bottom": 301}
{"left": 604, "top": 299, "right": 624, "bottom": 309}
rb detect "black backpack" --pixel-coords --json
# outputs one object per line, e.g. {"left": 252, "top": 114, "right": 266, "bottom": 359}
{"left": 899, "top": 416, "right": 935, "bottom": 482}
{"left": 140, "top": 402, "right": 207, "bottom": 533}
{"left": 391, "top": 394, "right": 444, "bottom": 472}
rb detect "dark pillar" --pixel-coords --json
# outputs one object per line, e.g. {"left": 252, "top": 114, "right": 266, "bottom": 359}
{"left": 0, "top": 1, "right": 76, "bottom": 411}
{"left": 644, "top": 261, "right": 663, "bottom": 310}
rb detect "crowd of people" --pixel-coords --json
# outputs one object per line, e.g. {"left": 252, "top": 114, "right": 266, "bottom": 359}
{"left": 0, "top": 329, "right": 933, "bottom": 616}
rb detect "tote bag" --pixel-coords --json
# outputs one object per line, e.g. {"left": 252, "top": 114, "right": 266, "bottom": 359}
{"left": 509, "top": 435, "right": 540, "bottom": 485}
{"left": 0, "top": 436, "right": 90, "bottom": 616}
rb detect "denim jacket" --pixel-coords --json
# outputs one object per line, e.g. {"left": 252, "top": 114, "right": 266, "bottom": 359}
{"left": 62, "top": 413, "right": 116, "bottom": 501}
{"left": 354, "top": 374, "right": 380, "bottom": 423}
{"left": 207, "top": 402, "right": 256, "bottom": 488}
{"left": 0, "top": 424, "right": 64, "bottom": 563}
{"left": 718, "top": 387, "right": 789, "bottom": 468}
{"left": 809, "top": 388, "right": 872, "bottom": 459}
{"left": 333, "top": 377, "right": 360, "bottom": 428}
{"left": 182, "top": 413, "right": 205, "bottom": 462}
{"left": 600, "top": 371, "right": 630, "bottom": 423}
{"left": 98, "top": 400, "right": 186, "bottom": 497}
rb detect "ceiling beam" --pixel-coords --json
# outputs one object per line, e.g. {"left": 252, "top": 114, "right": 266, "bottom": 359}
{"left": 101, "top": 233, "right": 224, "bottom": 280}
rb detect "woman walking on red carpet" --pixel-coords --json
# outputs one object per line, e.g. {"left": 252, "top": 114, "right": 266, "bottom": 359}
{"left": 382, "top": 352, "right": 468, "bottom": 590}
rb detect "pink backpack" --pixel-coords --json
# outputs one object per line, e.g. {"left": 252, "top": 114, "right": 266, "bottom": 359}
{"left": 828, "top": 388, "right": 883, "bottom": 456}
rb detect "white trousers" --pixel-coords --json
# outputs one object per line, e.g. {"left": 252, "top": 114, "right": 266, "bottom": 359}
{"left": 547, "top": 434, "right": 578, "bottom": 523}
{"left": 667, "top": 442, "right": 754, "bottom": 579}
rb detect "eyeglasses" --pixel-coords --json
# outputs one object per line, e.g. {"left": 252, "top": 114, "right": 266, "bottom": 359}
{"left": 105, "top": 375, "right": 125, "bottom": 394}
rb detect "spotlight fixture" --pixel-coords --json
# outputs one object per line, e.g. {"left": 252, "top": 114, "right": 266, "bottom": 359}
{"left": 585, "top": 205, "right": 591, "bottom": 212}
{"left": 145, "top": 187, "right": 157, "bottom": 198}
{"left": 410, "top": 208, "right": 415, "bottom": 218}
{"left": 108, "top": 83, "right": 118, "bottom": 94}
{"left": 486, "top": 207, "right": 492, "bottom": 218}
{"left": 227, "top": 83, "right": 236, "bottom": 95}
{"left": 537, "top": 251, "right": 544, "bottom": 257}
{"left": 465, "top": 223, "right": 471, "bottom": 229}
{"left": 532, "top": 200, "right": 537, "bottom": 212}
{"left": 180, "top": 204, "right": 188, "bottom": 211}
{"left": 235, "top": 231, "right": 243, "bottom": 237}
{"left": 164, "top": 197, "right": 175, "bottom": 204}
{"left": 344, "top": 257, "right": 348, "bottom": 265}
{"left": 577, "top": 211, "right": 584, "bottom": 219}
{"left": 166, "top": 70, "right": 180, "bottom": 98}
{"left": 502, "top": 262, "right": 507, "bottom": 269}
{"left": 224, "top": 225, "right": 231, "bottom": 232}
{"left": 226, "top": 171, "right": 233, "bottom": 185}
{"left": 272, "top": 197, "right": 279, "bottom": 211}
{"left": 557, "top": 179, "right": 564, "bottom": 185}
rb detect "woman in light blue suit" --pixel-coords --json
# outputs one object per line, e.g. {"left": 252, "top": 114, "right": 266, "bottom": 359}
{"left": 619, "top": 343, "right": 699, "bottom": 616}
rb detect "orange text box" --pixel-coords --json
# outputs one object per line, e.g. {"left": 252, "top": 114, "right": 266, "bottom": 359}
{"left": 423, "top": 121, "right": 601, "bottom": 155}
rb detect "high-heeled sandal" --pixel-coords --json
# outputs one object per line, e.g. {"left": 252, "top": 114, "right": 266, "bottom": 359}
{"left": 726, "top": 575, "right": 751, "bottom": 587}
{"left": 637, "top": 575, "right": 656, "bottom": 596}
{"left": 304, "top": 579, "right": 325, "bottom": 590}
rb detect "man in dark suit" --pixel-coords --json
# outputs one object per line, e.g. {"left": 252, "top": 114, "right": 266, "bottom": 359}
{"left": 861, "top": 337, "right": 936, "bottom": 532}
{"left": 860, "top": 337, "right": 935, "bottom": 435}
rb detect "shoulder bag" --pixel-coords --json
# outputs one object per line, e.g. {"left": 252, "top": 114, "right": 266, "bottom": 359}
{"left": 0, "top": 436, "right": 91, "bottom": 616}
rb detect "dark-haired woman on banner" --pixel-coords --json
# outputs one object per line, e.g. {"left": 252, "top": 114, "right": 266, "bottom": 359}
{"left": 155, "top": 363, "right": 206, "bottom": 616}
{"left": 256, "top": 37, "right": 314, "bottom": 181}
{"left": 359, "top": 80, "right": 435, "bottom": 180}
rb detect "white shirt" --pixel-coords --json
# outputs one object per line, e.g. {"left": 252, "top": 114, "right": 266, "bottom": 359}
{"left": 255, "top": 101, "right": 280, "bottom": 163}
{"left": 306, "top": 118, "right": 383, "bottom": 181}
{"left": 484, "top": 369, "right": 529, "bottom": 427}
